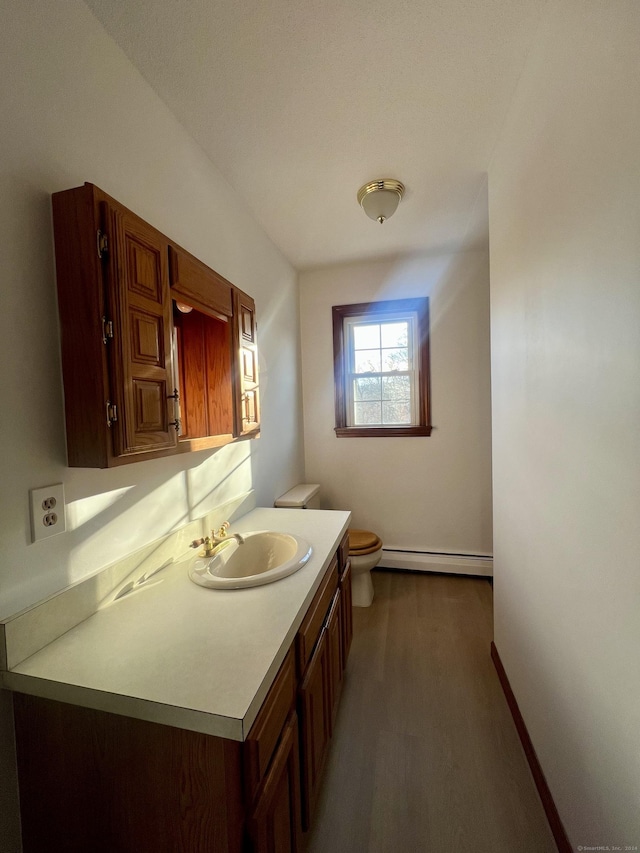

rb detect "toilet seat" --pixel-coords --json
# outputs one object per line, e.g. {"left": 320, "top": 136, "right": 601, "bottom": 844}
{"left": 348, "top": 529, "right": 383, "bottom": 556}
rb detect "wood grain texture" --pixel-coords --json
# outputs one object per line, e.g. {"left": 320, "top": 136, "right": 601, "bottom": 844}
{"left": 296, "top": 556, "right": 338, "bottom": 677}
{"left": 247, "top": 711, "right": 302, "bottom": 853}
{"left": 51, "top": 182, "right": 256, "bottom": 468}
{"left": 169, "top": 244, "right": 233, "bottom": 319}
{"left": 245, "top": 648, "right": 296, "bottom": 803}
{"left": 307, "top": 571, "right": 559, "bottom": 853}
{"left": 298, "top": 629, "right": 331, "bottom": 831}
{"left": 51, "top": 184, "right": 110, "bottom": 467}
{"left": 204, "top": 315, "right": 234, "bottom": 436}
{"left": 174, "top": 308, "right": 233, "bottom": 439}
{"left": 13, "top": 694, "right": 244, "bottom": 853}
{"left": 103, "top": 200, "right": 176, "bottom": 455}
{"left": 339, "top": 561, "right": 353, "bottom": 670}
{"left": 326, "top": 589, "right": 343, "bottom": 733}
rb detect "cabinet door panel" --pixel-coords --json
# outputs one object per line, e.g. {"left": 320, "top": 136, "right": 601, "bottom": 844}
{"left": 298, "top": 629, "right": 331, "bottom": 830}
{"left": 326, "top": 590, "right": 343, "bottom": 733}
{"left": 104, "top": 203, "right": 177, "bottom": 455}
{"left": 245, "top": 649, "right": 296, "bottom": 803}
{"left": 296, "top": 556, "right": 338, "bottom": 676}
{"left": 247, "top": 711, "right": 302, "bottom": 853}
{"left": 340, "top": 560, "right": 353, "bottom": 670}
{"left": 130, "top": 309, "right": 163, "bottom": 366}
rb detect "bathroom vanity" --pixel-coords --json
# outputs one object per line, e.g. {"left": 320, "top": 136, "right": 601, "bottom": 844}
{"left": 2, "top": 507, "right": 352, "bottom": 852}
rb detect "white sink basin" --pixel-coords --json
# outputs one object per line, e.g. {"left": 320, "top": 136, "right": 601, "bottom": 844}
{"left": 188, "top": 531, "right": 312, "bottom": 589}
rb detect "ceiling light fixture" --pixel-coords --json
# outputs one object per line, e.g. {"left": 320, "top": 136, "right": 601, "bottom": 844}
{"left": 357, "top": 179, "right": 405, "bottom": 224}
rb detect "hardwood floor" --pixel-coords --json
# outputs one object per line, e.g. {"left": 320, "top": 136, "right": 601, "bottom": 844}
{"left": 307, "top": 570, "right": 557, "bottom": 853}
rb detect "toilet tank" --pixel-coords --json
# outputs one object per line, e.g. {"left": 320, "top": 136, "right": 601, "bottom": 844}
{"left": 275, "top": 484, "right": 321, "bottom": 509}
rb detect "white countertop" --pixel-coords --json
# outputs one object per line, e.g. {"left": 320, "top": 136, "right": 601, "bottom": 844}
{"left": 2, "top": 507, "right": 350, "bottom": 741}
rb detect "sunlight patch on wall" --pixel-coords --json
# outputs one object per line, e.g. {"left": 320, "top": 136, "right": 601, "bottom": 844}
{"left": 66, "top": 486, "right": 134, "bottom": 530}
{"left": 66, "top": 473, "right": 191, "bottom": 584}
{"left": 186, "top": 442, "right": 253, "bottom": 519}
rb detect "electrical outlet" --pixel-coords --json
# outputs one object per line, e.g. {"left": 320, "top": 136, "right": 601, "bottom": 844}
{"left": 30, "top": 484, "right": 66, "bottom": 542}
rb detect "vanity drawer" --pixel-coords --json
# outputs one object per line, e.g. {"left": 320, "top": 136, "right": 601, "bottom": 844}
{"left": 244, "top": 647, "right": 296, "bottom": 802}
{"left": 296, "top": 555, "right": 338, "bottom": 677}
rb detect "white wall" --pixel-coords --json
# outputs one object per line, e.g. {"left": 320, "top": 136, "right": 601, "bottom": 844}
{"left": 489, "top": 0, "right": 640, "bottom": 845}
{"left": 0, "top": 4, "right": 304, "bottom": 848}
{"left": 299, "top": 250, "right": 493, "bottom": 557}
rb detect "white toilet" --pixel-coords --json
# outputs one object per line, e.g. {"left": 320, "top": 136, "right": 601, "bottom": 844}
{"left": 274, "top": 484, "right": 382, "bottom": 607}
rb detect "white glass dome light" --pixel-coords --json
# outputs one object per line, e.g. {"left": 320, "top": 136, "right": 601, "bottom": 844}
{"left": 357, "top": 180, "right": 405, "bottom": 224}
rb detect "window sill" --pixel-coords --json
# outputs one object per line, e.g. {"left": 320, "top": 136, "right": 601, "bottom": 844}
{"left": 334, "top": 425, "right": 432, "bottom": 438}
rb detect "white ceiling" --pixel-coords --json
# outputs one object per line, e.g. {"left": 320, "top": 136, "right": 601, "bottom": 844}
{"left": 84, "top": 0, "right": 546, "bottom": 270}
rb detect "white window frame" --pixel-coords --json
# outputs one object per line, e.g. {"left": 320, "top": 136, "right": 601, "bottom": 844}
{"left": 344, "top": 311, "right": 419, "bottom": 427}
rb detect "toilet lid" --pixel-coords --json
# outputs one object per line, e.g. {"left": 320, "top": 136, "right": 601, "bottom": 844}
{"left": 348, "top": 529, "right": 383, "bottom": 555}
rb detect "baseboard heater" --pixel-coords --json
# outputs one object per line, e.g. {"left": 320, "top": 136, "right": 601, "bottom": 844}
{"left": 379, "top": 548, "right": 493, "bottom": 577}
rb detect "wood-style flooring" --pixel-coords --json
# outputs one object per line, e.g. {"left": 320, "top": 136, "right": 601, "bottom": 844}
{"left": 307, "top": 570, "right": 557, "bottom": 853}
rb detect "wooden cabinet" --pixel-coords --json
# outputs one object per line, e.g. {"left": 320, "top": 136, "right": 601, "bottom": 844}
{"left": 13, "top": 693, "right": 245, "bottom": 853}
{"left": 339, "top": 560, "right": 353, "bottom": 670}
{"left": 244, "top": 649, "right": 297, "bottom": 803}
{"left": 245, "top": 650, "right": 301, "bottom": 853}
{"left": 326, "top": 589, "right": 344, "bottom": 732}
{"left": 12, "top": 539, "right": 352, "bottom": 851}
{"left": 295, "top": 547, "right": 352, "bottom": 832}
{"left": 51, "top": 183, "right": 260, "bottom": 467}
{"left": 247, "top": 712, "right": 302, "bottom": 853}
{"left": 298, "top": 629, "right": 332, "bottom": 830}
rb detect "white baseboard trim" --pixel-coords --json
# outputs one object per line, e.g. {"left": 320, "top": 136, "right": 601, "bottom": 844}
{"left": 379, "top": 549, "right": 493, "bottom": 577}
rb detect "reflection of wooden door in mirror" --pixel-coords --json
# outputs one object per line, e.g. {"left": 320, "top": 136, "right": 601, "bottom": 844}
{"left": 173, "top": 306, "right": 234, "bottom": 440}
{"left": 234, "top": 290, "right": 260, "bottom": 436}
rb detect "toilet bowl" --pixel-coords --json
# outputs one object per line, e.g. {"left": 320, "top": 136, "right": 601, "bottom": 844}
{"left": 348, "top": 529, "right": 383, "bottom": 607}
{"left": 274, "top": 485, "right": 382, "bottom": 608}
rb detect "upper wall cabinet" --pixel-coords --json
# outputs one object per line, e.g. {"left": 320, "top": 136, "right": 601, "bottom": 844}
{"left": 52, "top": 183, "right": 260, "bottom": 468}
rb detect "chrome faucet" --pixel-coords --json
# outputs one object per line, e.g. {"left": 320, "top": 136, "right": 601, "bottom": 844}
{"left": 190, "top": 521, "right": 244, "bottom": 557}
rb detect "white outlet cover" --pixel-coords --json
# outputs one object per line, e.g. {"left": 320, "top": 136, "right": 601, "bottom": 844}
{"left": 30, "top": 484, "right": 66, "bottom": 543}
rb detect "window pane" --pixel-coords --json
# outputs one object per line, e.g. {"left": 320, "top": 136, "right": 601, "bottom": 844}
{"left": 381, "top": 347, "right": 408, "bottom": 371}
{"left": 354, "top": 401, "right": 382, "bottom": 425}
{"left": 353, "top": 324, "right": 380, "bottom": 350}
{"left": 382, "top": 375, "right": 410, "bottom": 400}
{"left": 354, "top": 349, "right": 381, "bottom": 373}
{"left": 381, "top": 322, "right": 408, "bottom": 348}
{"left": 353, "top": 377, "right": 381, "bottom": 401}
{"left": 382, "top": 401, "right": 411, "bottom": 424}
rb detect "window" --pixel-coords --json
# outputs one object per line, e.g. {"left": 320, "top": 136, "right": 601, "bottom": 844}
{"left": 332, "top": 298, "right": 432, "bottom": 437}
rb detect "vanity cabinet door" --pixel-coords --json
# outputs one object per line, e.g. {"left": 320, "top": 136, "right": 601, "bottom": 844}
{"left": 339, "top": 560, "right": 353, "bottom": 670}
{"left": 233, "top": 289, "right": 260, "bottom": 436}
{"left": 247, "top": 711, "right": 302, "bottom": 853}
{"left": 338, "top": 530, "right": 350, "bottom": 573}
{"left": 326, "top": 590, "right": 343, "bottom": 733}
{"left": 244, "top": 649, "right": 296, "bottom": 803}
{"left": 298, "top": 628, "right": 331, "bottom": 830}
